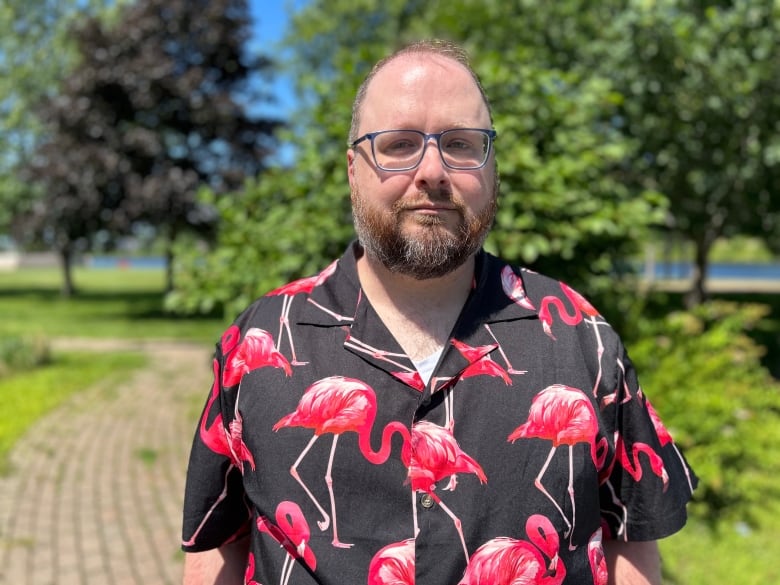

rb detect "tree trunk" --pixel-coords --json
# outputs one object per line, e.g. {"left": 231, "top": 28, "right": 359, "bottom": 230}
{"left": 59, "top": 244, "right": 76, "bottom": 298}
{"left": 164, "top": 225, "right": 176, "bottom": 293}
{"left": 685, "top": 238, "right": 711, "bottom": 309}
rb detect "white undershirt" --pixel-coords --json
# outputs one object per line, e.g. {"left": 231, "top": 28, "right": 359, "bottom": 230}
{"left": 411, "top": 347, "right": 445, "bottom": 386}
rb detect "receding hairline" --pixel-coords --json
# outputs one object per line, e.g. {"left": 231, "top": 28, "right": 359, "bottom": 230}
{"left": 348, "top": 40, "right": 492, "bottom": 144}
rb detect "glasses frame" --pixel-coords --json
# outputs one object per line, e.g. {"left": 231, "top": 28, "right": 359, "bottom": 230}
{"left": 350, "top": 128, "right": 497, "bottom": 171}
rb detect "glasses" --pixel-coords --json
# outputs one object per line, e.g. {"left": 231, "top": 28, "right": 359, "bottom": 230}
{"left": 350, "top": 128, "right": 497, "bottom": 171}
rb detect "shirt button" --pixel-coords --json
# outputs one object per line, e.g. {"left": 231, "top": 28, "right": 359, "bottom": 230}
{"left": 420, "top": 493, "right": 435, "bottom": 509}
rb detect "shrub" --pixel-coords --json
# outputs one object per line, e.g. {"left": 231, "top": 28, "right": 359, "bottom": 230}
{"left": 630, "top": 301, "right": 780, "bottom": 532}
{"left": 0, "top": 335, "right": 51, "bottom": 379}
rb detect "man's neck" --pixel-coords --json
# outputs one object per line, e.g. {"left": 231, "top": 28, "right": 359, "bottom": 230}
{"left": 356, "top": 250, "right": 474, "bottom": 313}
{"left": 355, "top": 248, "right": 475, "bottom": 360}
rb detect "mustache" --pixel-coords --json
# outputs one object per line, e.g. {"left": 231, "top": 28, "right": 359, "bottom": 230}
{"left": 393, "top": 190, "right": 458, "bottom": 210}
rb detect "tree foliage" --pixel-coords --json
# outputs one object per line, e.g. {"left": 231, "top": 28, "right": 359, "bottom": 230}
{"left": 17, "top": 0, "right": 280, "bottom": 295}
{"left": 602, "top": 0, "right": 780, "bottom": 305}
{"left": 0, "top": 0, "right": 122, "bottom": 233}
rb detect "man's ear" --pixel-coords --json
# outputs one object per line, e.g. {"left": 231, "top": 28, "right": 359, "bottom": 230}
{"left": 347, "top": 148, "right": 356, "bottom": 189}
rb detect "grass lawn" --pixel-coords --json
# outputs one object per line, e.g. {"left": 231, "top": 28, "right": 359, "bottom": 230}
{"left": 660, "top": 514, "right": 780, "bottom": 585}
{"left": 0, "top": 266, "right": 226, "bottom": 343}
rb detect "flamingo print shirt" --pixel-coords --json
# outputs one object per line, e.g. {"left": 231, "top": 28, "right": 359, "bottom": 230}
{"left": 182, "top": 241, "right": 697, "bottom": 585}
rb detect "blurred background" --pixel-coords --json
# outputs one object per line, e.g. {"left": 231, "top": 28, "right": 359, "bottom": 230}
{"left": 1, "top": 0, "right": 779, "bottom": 583}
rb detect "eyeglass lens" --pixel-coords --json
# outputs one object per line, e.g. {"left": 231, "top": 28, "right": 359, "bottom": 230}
{"left": 373, "top": 129, "right": 490, "bottom": 170}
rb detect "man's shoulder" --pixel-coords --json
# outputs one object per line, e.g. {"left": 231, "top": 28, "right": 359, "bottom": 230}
{"left": 232, "top": 256, "right": 350, "bottom": 328}
{"left": 482, "top": 251, "right": 571, "bottom": 296}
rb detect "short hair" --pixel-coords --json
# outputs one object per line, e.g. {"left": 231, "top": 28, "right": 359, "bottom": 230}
{"left": 348, "top": 39, "right": 493, "bottom": 144}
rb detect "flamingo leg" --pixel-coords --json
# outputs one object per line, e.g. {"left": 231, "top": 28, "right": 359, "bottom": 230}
{"left": 588, "top": 316, "right": 605, "bottom": 397}
{"left": 412, "top": 491, "right": 420, "bottom": 537}
{"left": 567, "top": 446, "right": 577, "bottom": 550}
{"left": 604, "top": 480, "right": 629, "bottom": 540}
{"left": 306, "top": 297, "right": 354, "bottom": 322}
{"left": 442, "top": 393, "right": 459, "bottom": 492}
{"left": 484, "top": 324, "right": 527, "bottom": 374}
{"left": 182, "top": 465, "right": 234, "bottom": 547}
{"left": 534, "top": 446, "right": 573, "bottom": 537}
{"left": 276, "top": 295, "right": 287, "bottom": 356}
{"left": 344, "top": 337, "right": 412, "bottom": 371}
{"left": 289, "top": 435, "right": 330, "bottom": 531}
{"left": 430, "top": 493, "right": 470, "bottom": 564}
{"left": 280, "top": 553, "right": 293, "bottom": 585}
{"left": 324, "top": 435, "right": 353, "bottom": 548}
{"left": 674, "top": 444, "right": 696, "bottom": 494}
{"left": 226, "top": 383, "right": 243, "bottom": 464}
{"left": 280, "top": 295, "right": 309, "bottom": 366}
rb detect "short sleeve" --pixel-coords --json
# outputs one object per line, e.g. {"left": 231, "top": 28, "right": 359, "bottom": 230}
{"left": 181, "top": 352, "right": 251, "bottom": 552}
{"left": 598, "top": 343, "right": 698, "bottom": 542}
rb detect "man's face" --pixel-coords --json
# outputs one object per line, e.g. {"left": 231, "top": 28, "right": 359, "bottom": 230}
{"left": 347, "top": 54, "right": 497, "bottom": 280}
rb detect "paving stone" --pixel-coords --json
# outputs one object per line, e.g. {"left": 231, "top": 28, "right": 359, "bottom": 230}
{"left": 0, "top": 340, "right": 211, "bottom": 585}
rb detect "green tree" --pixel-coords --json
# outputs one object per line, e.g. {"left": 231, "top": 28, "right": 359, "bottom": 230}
{"left": 0, "top": 0, "right": 122, "bottom": 235}
{"left": 602, "top": 0, "right": 780, "bottom": 306}
{"left": 18, "top": 0, "right": 280, "bottom": 295}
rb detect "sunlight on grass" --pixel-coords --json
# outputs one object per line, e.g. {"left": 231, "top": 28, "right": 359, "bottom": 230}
{"left": 0, "top": 266, "right": 166, "bottom": 292}
{"left": 660, "top": 516, "right": 780, "bottom": 584}
{"left": 0, "top": 267, "right": 225, "bottom": 343}
{"left": 0, "top": 350, "right": 147, "bottom": 474}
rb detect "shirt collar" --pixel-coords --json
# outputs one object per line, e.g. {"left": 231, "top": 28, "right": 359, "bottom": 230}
{"left": 297, "top": 241, "right": 540, "bottom": 329}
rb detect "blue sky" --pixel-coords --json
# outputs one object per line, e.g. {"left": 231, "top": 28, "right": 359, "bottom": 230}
{"left": 247, "top": 1, "right": 306, "bottom": 120}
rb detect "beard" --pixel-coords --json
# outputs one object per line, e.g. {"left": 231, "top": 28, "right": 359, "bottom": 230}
{"left": 351, "top": 177, "right": 498, "bottom": 280}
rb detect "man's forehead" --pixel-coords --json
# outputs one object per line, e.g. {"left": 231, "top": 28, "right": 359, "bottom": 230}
{"left": 369, "top": 53, "right": 473, "bottom": 91}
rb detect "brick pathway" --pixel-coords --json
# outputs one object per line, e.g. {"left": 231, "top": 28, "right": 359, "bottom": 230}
{"left": 0, "top": 340, "right": 213, "bottom": 585}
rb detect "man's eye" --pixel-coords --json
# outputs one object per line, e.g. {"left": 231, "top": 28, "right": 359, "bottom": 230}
{"left": 384, "top": 140, "right": 418, "bottom": 152}
{"left": 445, "top": 139, "right": 472, "bottom": 151}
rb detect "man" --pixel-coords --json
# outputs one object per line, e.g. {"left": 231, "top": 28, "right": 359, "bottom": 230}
{"left": 182, "top": 40, "right": 696, "bottom": 585}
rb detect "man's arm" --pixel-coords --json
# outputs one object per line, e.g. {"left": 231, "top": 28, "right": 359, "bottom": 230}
{"left": 603, "top": 540, "right": 661, "bottom": 585}
{"left": 182, "top": 537, "right": 250, "bottom": 585}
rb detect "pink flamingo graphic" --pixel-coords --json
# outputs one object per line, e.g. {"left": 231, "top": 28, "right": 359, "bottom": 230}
{"left": 538, "top": 282, "right": 607, "bottom": 397}
{"left": 452, "top": 339, "right": 512, "bottom": 385}
{"left": 244, "top": 552, "right": 262, "bottom": 585}
{"left": 600, "top": 425, "right": 669, "bottom": 543}
{"left": 508, "top": 384, "right": 607, "bottom": 549}
{"left": 538, "top": 283, "right": 598, "bottom": 339}
{"left": 223, "top": 328, "right": 292, "bottom": 388}
{"left": 459, "top": 514, "right": 566, "bottom": 585}
{"left": 257, "top": 500, "right": 317, "bottom": 585}
{"left": 501, "top": 264, "right": 536, "bottom": 311}
{"left": 182, "top": 360, "right": 253, "bottom": 547}
{"left": 220, "top": 328, "right": 291, "bottom": 470}
{"left": 266, "top": 260, "right": 342, "bottom": 365}
{"left": 588, "top": 527, "right": 608, "bottom": 585}
{"left": 646, "top": 399, "right": 695, "bottom": 494}
{"left": 408, "top": 420, "right": 487, "bottom": 562}
{"left": 391, "top": 370, "right": 427, "bottom": 392}
{"left": 442, "top": 339, "right": 513, "bottom": 428}
{"left": 200, "top": 358, "right": 255, "bottom": 471}
{"left": 368, "top": 538, "right": 415, "bottom": 585}
{"left": 273, "top": 376, "right": 412, "bottom": 548}
{"left": 220, "top": 324, "right": 241, "bottom": 355}
{"left": 614, "top": 430, "right": 669, "bottom": 490}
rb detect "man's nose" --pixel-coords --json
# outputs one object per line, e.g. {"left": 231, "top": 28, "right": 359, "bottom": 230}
{"left": 414, "top": 139, "right": 449, "bottom": 187}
